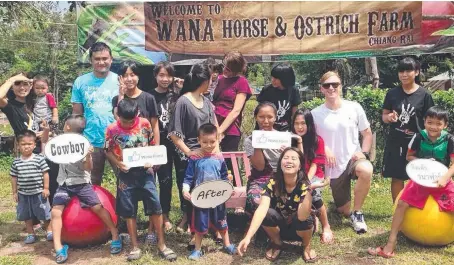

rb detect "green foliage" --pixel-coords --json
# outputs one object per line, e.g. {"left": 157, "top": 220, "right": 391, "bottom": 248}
{"left": 0, "top": 153, "right": 14, "bottom": 172}
{"left": 433, "top": 89, "right": 454, "bottom": 132}
{"left": 58, "top": 89, "right": 73, "bottom": 122}
{"left": 300, "top": 97, "right": 325, "bottom": 110}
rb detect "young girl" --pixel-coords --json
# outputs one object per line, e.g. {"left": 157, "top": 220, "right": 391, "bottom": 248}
{"left": 257, "top": 64, "right": 302, "bottom": 131}
{"left": 204, "top": 57, "right": 223, "bottom": 101}
{"left": 382, "top": 57, "right": 434, "bottom": 202}
{"left": 31, "top": 75, "right": 59, "bottom": 133}
{"left": 291, "top": 109, "right": 334, "bottom": 244}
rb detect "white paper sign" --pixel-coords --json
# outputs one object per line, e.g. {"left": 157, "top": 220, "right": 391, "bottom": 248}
{"left": 406, "top": 159, "right": 448, "bottom": 188}
{"left": 190, "top": 180, "right": 234, "bottom": 209}
{"left": 44, "top": 133, "right": 90, "bottom": 164}
{"left": 252, "top": 130, "right": 292, "bottom": 149}
{"left": 122, "top": 145, "right": 168, "bottom": 168}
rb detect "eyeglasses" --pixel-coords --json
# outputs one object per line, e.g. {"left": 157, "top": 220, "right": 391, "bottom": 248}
{"left": 321, "top": 82, "right": 340, "bottom": 89}
{"left": 14, "top": 81, "right": 32, "bottom": 87}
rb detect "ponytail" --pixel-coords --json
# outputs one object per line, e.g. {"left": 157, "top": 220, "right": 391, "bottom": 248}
{"left": 179, "top": 63, "right": 211, "bottom": 96}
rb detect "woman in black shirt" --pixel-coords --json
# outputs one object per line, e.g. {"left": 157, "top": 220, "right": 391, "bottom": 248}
{"left": 382, "top": 57, "right": 434, "bottom": 202}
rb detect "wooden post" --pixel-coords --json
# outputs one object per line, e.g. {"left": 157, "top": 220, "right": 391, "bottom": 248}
{"left": 365, "top": 57, "right": 380, "bottom": 88}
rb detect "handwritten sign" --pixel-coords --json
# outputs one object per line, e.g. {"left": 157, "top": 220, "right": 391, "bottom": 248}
{"left": 122, "top": 145, "right": 167, "bottom": 168}
{"left": 252, "top": 130, "right": 291, "bottom": 149}
{"left": 406, "top": 159, "right": 448, "bottom": 188}
{"left": 190, "top": 180, "right": 233, "bottom": 209}
{"left": 44, "top": 133, "right": 90, "bottom": 164}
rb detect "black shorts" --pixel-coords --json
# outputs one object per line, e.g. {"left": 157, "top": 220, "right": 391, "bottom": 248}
{"left": 262, "top": 208, "right": 314, "bottom": 241}
{"left": 382, "top": 138, "right": 410, "bottom": 180}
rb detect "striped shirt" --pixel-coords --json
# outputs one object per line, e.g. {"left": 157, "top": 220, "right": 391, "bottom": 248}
{"left": 10, "top": 154, "right": 49, "bottom": 195}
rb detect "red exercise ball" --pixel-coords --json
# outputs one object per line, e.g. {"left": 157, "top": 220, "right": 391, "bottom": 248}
{"left": 61, "top": 185, "right": 117, "bottom": 247}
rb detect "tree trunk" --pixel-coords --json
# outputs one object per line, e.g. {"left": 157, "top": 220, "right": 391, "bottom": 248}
{"left": 365, "top": 57, "right": 380, "bottom": 88}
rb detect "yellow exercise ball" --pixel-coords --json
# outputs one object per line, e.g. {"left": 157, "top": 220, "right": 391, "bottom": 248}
{"left": 393, "top": 192, "right": 454, "bottom": 246}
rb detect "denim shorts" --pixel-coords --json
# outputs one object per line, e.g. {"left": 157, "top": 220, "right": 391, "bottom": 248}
{"left": 53, "top": 183, "right": 101, "bottom": 208}
{"left": 17, "top": 193, "right": 51, "bottom": 221}
{"left": 116, "top": 168, "right": 162, "bottom": 218}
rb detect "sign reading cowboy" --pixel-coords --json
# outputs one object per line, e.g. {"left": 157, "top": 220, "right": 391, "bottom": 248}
{"left": 144, "top": 1, "right": 422, "bottom": 55}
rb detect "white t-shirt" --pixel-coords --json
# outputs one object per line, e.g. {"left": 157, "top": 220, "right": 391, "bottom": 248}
{"left": 311, "top": 100, "right": 370, "bottom": 179}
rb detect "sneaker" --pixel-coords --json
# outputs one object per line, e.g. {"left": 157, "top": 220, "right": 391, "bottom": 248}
{"left": 224, "top": 244, "right": 237, "bottom": 255}
{"left": 350, "top": 211, "right": 368, "bottom": 234}
{"left": 188, "top": 250, "right": 203, "bottom": 260}
{"left": 145, "top": 232, "right": 158, "bottom": 245}
{"left": 46, "top": 231, "right": 53, "bottom": 241}
{"left": 24, "top": 234, "right": 37, "bottom": 244}
{"left": 127, "top": 247, "right": 141, "bottom": 261}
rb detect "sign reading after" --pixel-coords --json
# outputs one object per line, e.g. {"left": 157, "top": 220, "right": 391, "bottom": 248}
{"left": 190, "top": 180, "right": 234, "bottom": 209}
{"left": 44, "top": 133, "right": 90, "bottom": 164}
{"left": 406, "top": 159, "right": 448, "bottom": 188}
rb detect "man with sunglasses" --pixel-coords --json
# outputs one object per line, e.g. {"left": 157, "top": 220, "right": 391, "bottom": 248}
{"left": 311, "top": 71, "right": 373, "bottom": 234}
{"left": 71, "top": 42, "right": 119, "bottom": 185}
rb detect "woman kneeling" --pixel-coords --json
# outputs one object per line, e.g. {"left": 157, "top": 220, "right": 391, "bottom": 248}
{"left": 237, "top": 147, "right": 316, "bottom": 262}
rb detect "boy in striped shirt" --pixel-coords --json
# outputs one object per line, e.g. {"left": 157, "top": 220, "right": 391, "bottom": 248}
{"left": 10, "top": 130, "right": 52, "bottom": 244}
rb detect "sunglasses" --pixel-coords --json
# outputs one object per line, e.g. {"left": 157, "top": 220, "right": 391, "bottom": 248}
{"left": 14, "top": 81, "right": 32, "bottom": 86}
{"left": 321, "top": 82, "right": 340, "bottom": 89}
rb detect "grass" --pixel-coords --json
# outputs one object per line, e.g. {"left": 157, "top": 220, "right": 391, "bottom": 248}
{"left": 0, "top": 167, "right": 453, "bottom": 264}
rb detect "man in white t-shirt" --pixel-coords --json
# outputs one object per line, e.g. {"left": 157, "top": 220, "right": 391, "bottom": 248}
{"left": 311, "top": 71, "right": 373, "bottom": 234}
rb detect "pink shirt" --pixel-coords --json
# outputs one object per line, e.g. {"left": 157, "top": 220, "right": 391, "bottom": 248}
{"left": 213, "top": 75, "right": 252, "bottom": 136}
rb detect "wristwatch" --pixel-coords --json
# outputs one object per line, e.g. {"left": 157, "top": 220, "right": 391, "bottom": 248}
{"left": 362, "top": 152, "right": 370, "bottom": 160}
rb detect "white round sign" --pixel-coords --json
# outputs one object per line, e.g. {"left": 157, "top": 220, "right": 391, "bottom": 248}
{"left": 406, "top": 159, "right": 448, "bottom": 188}
{"left": 44, "top": 133, "right": 90, "bottom": 164}
{"left": 190, "top": 180, "right": 234, "bottom": 209}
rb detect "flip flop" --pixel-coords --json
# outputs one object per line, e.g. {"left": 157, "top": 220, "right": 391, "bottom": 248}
{"left": 110, "top": 239, "right": 122, "bottom": 254}
{"left": 159, "top": 247, "right": 177, "bottom": 261}
{"left": 164, "top": 221, "right": 173, "bottom": 232}
{"left": 55, "top": 245, "right": 69, "bottom": 264}
{"left": 265, "top": 242, "right": 282, "bottom": 262}
{"left": 320, "top": 230, "right": 334, "bottom": 244}
{"left": 367, "top": 246, "right": 395, "bottom": 258}
{"left": 302, "top": 249, "right": 317, "bottom": 263}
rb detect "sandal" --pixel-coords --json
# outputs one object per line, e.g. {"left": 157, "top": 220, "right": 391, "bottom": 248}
{"left": 159, "top": 247, "right": 177, "bottom": 261}
{"left": 302, "top": 249, "right": 317, "bottom": 263}
{"left": 367, "top": 246, "right": 395, "bottom": 258}
{"left": 127, "top": 248, "right": 141, "bottom": 261}
{"left": 265, "top": 241, "right": 282, "bottom": 262}
{"left": 188, "top": 249, "right": 203, "bottom": 260}
{"left": 55, "top": 245, "right": 69, "bottom": 264}
{"left": 224, "top": 244, "right": 237, "bottom": 255}
{"left": 110, "top": 239, "right": 122, "bottom": 254}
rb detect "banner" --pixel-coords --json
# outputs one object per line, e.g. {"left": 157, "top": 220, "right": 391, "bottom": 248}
{"left": 77, "top": 1, "right": 454, "bottom": 63}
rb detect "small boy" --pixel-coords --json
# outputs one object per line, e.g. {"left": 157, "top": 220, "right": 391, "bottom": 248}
{"left": 368, "top": 106, "right": 454, "bottom": 258}
{"left": 10, "top": 130, "right": 52, "bottom": 244}
{"left": 182, "top": 123, "right": 237, "bottom": 260}
{"left": 32, "top": 75, "right": 58, "bottom": 132}
{"left": 47, "top": 115, "right": 121, "bottom": 264}
{"left": 105, "top": 98, "right": 177, "bottom": 261}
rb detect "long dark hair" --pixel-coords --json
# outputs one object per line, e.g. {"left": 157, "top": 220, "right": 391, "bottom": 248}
{"left": 271, "top": 63, "right": 296, "bottom": 89}
{"left": 179, "top": 63, "right": 211, "bottom": 96}
{"left": 291, "top": 109, "right": 319, "bottom": 162}
{"left": 272, "top": 147, "right": 309, "bottom": 199}
{"left": 397, "top": 57, "right": 421, "bottom": 85}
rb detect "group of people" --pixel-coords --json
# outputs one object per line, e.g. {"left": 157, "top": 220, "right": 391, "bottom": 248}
{"left": 1, "top": 41, "right": 453, "bottom": 263}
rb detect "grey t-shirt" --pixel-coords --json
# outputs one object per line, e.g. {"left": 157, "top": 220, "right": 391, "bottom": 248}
{"left": 33, "top": 95, "right": 53, "bottom": 130}
{"left": 168, "top": 95, "right": 215, "bottom": 152}
{"left": 57, "top": 159, "right": 91, "bottom": 186}
{"left": 243, "top": 135, "right": 281, "bottom": 172}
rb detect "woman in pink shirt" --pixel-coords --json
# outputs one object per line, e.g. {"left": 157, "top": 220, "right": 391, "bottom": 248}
{"left": 212, "top": 51, "right": 252, "bottom": 174}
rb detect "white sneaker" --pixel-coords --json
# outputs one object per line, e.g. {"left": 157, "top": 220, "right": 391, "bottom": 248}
{"left": 350, "top": 211, "right": 367, "bottom": 234}
{"left": 145, "top": 232, "right": 158, "bottom": 245}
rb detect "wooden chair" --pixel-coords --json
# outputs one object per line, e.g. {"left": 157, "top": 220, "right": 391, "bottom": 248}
{"left": 223, "top": 151, "right": 251, "bottom": 209}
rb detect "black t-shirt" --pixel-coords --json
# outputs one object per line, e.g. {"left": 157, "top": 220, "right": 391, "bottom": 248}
{"left": 148, "top": 89, "right": 170, "bottom": 136}
{"left": 257, "top": 85, "right": 302, "bottom": 131}
{"left": 112, "top": 92, "right": 158, "bottom": 121}
{"left": 383, "top": 86, "right": 434, "bottom": 141}
{"left": 0, "top": 99, "right": 34, "bottom": 136}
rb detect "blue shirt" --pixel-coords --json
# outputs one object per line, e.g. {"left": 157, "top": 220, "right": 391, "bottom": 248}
{"left": 183, "top": 153, "right": 228, "bottom": 190}
{"left": 71, "top": 72, "right": 119, "bottom": 148}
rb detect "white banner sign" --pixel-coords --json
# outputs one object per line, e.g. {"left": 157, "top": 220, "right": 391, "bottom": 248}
{"left": 406, "top": 159, "right": 448, "bottom": 188}
{"left": 123, "top": 145, "right": 167, "bottom": 168}
{"left": 252, "top": 130, "right": 292, "bottom": 149}
{"left": 44, "top": 133, "right": 90, "bottom": 164}
{"left": 190, "top": 180, "right": 234, "bottom": 209}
